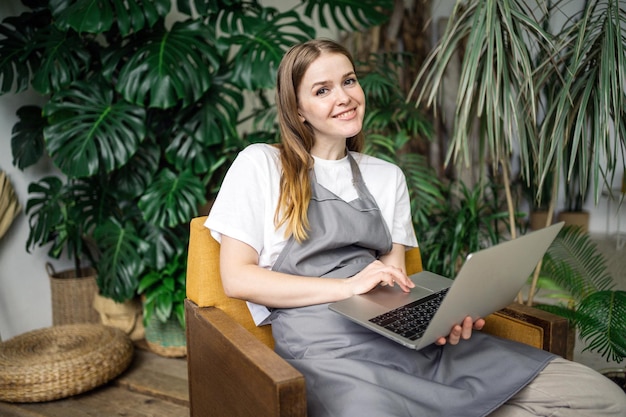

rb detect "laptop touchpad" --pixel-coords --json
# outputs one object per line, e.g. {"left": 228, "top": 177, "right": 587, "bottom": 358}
{"left": 360, "top": 285, "right": 433, "bottom": 309}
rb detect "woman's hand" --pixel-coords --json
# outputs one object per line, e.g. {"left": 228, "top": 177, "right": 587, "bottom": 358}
{"left": 345, "top": 260, "right": 415, "bottom": 296}
{"left": 435, "top": 316, "right": 485, "bottom": 346}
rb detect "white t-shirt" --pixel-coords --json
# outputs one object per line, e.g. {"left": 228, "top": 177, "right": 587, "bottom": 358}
{"left": 206, "top": 143, "right": 418, "bottom": 324}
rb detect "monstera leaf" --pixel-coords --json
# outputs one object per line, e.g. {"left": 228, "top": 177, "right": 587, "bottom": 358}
{"left": 31, "top": 25, "right": 91, "bottom": 95}
{"left": 166, "top": 80, "right": 243, "bottom": 173}
{"left": 110, "top": 19, "right": 220, "bottom": 109}
{"left": 24, "top": 176, "right": 105, "bottom": 262}
{"left": 303, "top": 0, "right": 393, "bottom": 31}
{"left": 50, "top": 0, "right": 170, "bottom": 35}
{"left": 0, "top": 11, "right": 47, "bottom": 94}
{"left": 140, "top": 222, "right": 187, "bottom": 272}
{"left": 109, "top": 139, "right": 161, "bottom": 199}
{"left": 177, "top": 0, "right": 240, "bottom": 16}
{"left": 218, "top": 7, "right": 315, "bottom": 89}
{"left": 138, "top": 168, "right": 207, "bottom": 228}
{"left": 25, "top": 176, "right": 64, "bottom": 256}
{"left": 11, "top": 105, "right": 46, "bottom": 170}
{"left": 94, "top": 217, "right": 149, "bottom": 302}
{"left": 43, "top": 78, "right": 147, "bottom": 178}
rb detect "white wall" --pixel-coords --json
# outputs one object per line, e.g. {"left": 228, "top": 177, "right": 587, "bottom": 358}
{"left": 0, "top": 0, "right": 623, "bottom": 340}
{"left": 0, "top": 1, "right": 76, "bottom": 340}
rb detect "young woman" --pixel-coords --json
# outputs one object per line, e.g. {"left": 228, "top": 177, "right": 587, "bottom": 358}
{"left": 206, "top": 39, "right": 626, "bottom": 417}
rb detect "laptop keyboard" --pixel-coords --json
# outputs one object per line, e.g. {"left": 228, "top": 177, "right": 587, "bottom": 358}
{"left": 368, "top": 288, "right": 450, "bottom": 341}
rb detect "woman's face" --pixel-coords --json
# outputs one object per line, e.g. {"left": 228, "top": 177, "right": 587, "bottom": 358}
{"left": 296, "top": 52, "right": 365, "bottom": 147}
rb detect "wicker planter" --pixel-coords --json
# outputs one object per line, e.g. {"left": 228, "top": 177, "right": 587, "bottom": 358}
{"left": 144, "top": 314, "right": 186, "bottom": 358}
{"left": 47, "top": 263, "right": 100, "bottom": 326}
{"left": 92, "top": 293, "right": 145, "bottom": 341}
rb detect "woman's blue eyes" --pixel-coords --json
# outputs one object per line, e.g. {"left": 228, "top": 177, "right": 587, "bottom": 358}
{"left": 315, "top": 78, "right": 357, "bottom": 96}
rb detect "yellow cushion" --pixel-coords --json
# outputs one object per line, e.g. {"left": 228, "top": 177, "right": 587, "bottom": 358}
{"left": 187, "top": 217, "right": 275, "bottom": 348}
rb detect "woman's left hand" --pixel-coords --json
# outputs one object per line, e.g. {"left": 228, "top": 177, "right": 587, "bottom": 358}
{"left": 435, "top": 316, "right": 485, "bottom": 346}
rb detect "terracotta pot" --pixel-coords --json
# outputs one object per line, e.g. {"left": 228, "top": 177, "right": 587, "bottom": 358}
{"left": 529, "top": 210, "right": 553, "bottom": 230}
{"left": 556, "top": 210, "right": 590, "bottom": 232}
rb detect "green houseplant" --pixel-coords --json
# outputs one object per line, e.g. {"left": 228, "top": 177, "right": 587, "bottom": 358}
{"left": 417, "top": 179, "right": 521, "bottom": 279}
{"left": 411, "top": 0, "right": 626, "bottom": 303}
{"left": 138, "top": 251, "right": 187, "bottom": 356}
{"left": 535, "top": 225, "right": 626, "bottom": 363}
{"left": 0, "top": 0, "right": 398, "bottom": 332}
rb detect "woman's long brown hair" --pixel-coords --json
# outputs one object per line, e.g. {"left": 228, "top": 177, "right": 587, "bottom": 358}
{"left": 274, "top": 39, "right": 365, "bottom": 242}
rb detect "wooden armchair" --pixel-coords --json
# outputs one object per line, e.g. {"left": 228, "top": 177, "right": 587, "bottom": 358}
{"left": 185, "top": 216, "right": 571, "bottom": 417}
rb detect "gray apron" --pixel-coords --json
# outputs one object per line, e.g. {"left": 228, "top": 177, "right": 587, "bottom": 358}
{"left": 270, "top": 153, "right": 555, "bottom": 417}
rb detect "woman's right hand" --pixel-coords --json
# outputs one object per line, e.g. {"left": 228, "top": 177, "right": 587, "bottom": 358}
{"left": 345, "top": 260, "right": 415, "bottom": 296}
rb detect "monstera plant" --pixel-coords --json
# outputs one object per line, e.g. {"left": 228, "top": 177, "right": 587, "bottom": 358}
{"left": 0, "top": 0, "right": 394, "bottom": 308}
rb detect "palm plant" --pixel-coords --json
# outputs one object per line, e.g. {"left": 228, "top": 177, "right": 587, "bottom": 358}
{"left": 357, "top": 52, "right": 442, "bottom": 230}
{"left": 0, "top": 0, "right": 395, "bottom": 306}
{"left": 411, "top": 0, "right": 626, "bottom": 304}
{"left": 535, "top": 225, "right": 626, "bottom": 363}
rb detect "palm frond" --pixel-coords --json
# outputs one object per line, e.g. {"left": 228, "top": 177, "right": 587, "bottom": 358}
{"left": 536, "top": 224, "right": 625, "bottom": 362}
{"left": 577, "top": 290, "right": 626, "bottom": 363}
{"left": 541, "top": 225, "right": 614, "bottom": 300}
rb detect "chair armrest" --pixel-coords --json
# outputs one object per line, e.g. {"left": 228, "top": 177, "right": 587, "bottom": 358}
{"left": 185, "top": 299, "right": 307, "bottom": 417}
{"left": 483, "top": 302, "right": 572, "bottom": 360}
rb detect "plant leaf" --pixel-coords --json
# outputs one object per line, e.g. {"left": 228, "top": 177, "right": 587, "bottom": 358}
{"left": 577, "top": 290, "right": 626, "bottom": 363}
{"left": 138, "top": 168, "right": 206, "bottom": 228}
{"left": 94, "top": 218, "right": 149, "bottom": 302}
{"left": 112, "top": 19, "right": 220, "bottom": 109}
{"left": 43, "top": 78, "right": 147, "bottom": 178}
{"left": 11, "top": 105, "right": 46, "bottom": 170}
{"left": 218, "top": 7, "right": 315, "bottom": 89}
{"left": 0, "top": 10, "right": 48, "bottom": 93}
{"left": 303, "top": 0, "right": 393, "bottom": 31}
{"left": 51, "top": 0, "right": 170, "bottom": 35}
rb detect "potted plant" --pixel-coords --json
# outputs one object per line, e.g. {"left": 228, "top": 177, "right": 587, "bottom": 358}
{"left": 534, "top": 225, "right": 626, "bottom": 365}
{"left": 411, "top": 0, "right": 626, "bottom": 304}
{"left": 0, "top": 0, "right": 397, "bottom": 334}
{"left": 138, "top": 251, "right": 187, "bottom": 357}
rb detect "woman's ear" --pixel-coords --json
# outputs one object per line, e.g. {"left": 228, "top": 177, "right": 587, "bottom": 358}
{"left": 298, "top": 113, "right": 306, "bottom": 123}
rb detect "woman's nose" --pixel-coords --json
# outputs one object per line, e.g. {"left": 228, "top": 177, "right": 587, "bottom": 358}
{"left": 334, "top": 87, "right": 350, "bottom": 104}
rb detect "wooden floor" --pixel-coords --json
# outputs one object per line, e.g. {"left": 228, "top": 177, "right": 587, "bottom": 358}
{"left": 0, "top": 346, "right": 189, "bottom": 417}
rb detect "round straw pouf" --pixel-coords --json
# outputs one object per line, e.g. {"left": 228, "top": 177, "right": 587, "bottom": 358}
{"left": 0, "top": 323, "right": 134, "bottom": 403}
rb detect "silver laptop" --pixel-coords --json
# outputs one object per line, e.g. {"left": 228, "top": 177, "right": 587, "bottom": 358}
{"left": 329, "top": 222, "right": 564, "bottom": 350}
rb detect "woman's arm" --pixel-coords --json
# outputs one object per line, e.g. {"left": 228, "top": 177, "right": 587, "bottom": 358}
{"left": 378, "top": 243, "right": 408, "bottom": 274}
{"left": 219, "top": 235, "right": 415, "bottom": 308}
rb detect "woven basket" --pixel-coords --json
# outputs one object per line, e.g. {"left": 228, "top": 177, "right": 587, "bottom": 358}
{"left": 0, "top": 324, "right": 134, "bottom": 403}
{"left": 47, "top": 263, "right": 100, "bottom": 325}
{"left": 145, "top": 315, "right": 187, "bottom": 358}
